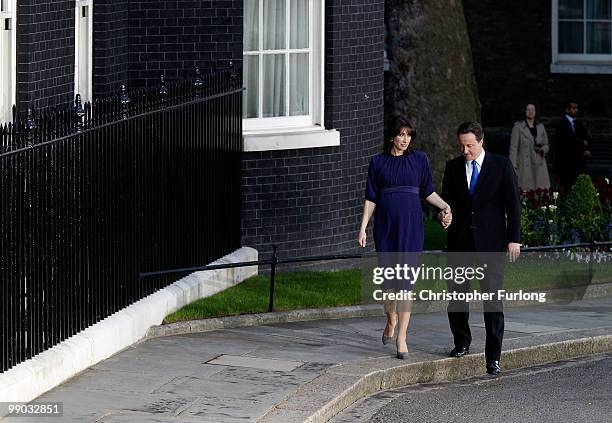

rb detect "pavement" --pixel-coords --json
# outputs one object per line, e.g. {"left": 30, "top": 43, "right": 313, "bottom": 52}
{"left": 3, "top": 296, "right": 612, "bottom": 423}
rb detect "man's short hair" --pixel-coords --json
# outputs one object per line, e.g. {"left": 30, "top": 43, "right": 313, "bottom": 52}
{"left": 563, "top": 100, "right": 578, "bottom": 110}
{"left": 457, "top": 121, "right": 484, "bottom": 142}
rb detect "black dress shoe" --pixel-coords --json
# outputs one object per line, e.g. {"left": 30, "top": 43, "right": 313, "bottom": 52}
{"left": 450, "top": 345, "right": 469, "bottom": 357}
{"left": 486, "top": 360, "right": 501, "bottom": 375}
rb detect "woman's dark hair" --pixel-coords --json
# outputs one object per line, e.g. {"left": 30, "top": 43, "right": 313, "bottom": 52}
{"left": 456, "top": 121, "right": 484, "bottom": 142}
{"left": 384, "top": 116, "right": 415, "bottom": 155}
{"left": 524, "top": 102, "right": 540, "bottom": 123}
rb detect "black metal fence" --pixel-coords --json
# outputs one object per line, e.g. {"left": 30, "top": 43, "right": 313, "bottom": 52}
{"left": 0, "top": 69, "right": 242, "bottom": 373}
{"left": 140, "top": 241, "right": 612, "bottom": 315}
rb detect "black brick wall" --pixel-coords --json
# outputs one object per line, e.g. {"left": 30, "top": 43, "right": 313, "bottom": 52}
{"left": 15, "top": 1, "right": 243, "bottom": 107}
{"left": 93, "top": 0, "right": 129, "bottom": 97}
{"left": 127, "top": 0, "right": 243, "bottom": 89}
{"left": 240, "top": 0, "right": 385, "bottom": 261}
{"left": 463, "top": 0, "right": 612, "bottom": 124}
{"left": 16, "top": 0, "right": 75, "bottom": 111}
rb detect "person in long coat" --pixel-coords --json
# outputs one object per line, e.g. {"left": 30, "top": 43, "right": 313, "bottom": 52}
{"left": 509, "top": 103, "right": 551, "bottom": 191}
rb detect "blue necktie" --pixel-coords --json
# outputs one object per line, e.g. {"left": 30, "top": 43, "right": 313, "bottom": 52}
{"left": 469, "top": 160, "right": 479, "bottom": 195}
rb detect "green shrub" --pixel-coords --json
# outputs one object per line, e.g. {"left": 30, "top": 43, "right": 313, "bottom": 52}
{"left": 560, "top": 174, "right": 602, "bottom": 242}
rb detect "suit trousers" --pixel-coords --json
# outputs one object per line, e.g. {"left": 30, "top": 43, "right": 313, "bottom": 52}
{"left": 446, "top": 235, "right": 505, "bottom": 362}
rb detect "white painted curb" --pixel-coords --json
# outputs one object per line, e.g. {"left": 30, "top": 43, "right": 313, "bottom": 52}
{"left": 0, "top": 247, "right": 258, "bottom": 406}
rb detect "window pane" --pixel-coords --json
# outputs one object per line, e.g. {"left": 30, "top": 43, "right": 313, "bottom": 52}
{"left": 290, "top": 53, "right": 309, "bottom": 116}
{"left": 290, "top": 0, "right": 309, "bottom": 49}
{"left": 263, "top": 0, "right": 285, "bottom": 50}
{"left": 244, "top": 0, "right": 259, "bottom": 51}
{"left": 587, "top": 0, "right": 610, "bottom": 19}
{"left": 262, "top": 54, "right": 286, "bottom": 117}
{"left": 243, "top": 55, "right": 259, "bottom": 118}
{"left": 559, "top": 21, "right": 584, "bottom": 53}
{"left": 559, "top": 0, "right": 584, "bottom": 19}
{"left": 587, "top": 22, "right": 612, "bottom": 53}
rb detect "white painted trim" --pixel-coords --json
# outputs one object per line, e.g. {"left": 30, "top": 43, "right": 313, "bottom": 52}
{"left": 243, "top": 0, "right": 324, "bottom": 132}
{"left": 243, "top": 127, "right": 340, "bottom": 152}
{"left": 74, "top": 0, "right": 93, "bottom": 102}
{"left": 0, "top": 0, "right": 16, "bottom": 123}
{"left": 0, "top": 247, "right": 258, "bottom": 408}
{"left": 551, "top": 0, "right": 612, "bottom": 71}
{"left": 10, "top": 0, "right": 14, "bottom": 114}
{"left": 551, "top": 0, "right": 559, "bottom": 65}
{"left": 550, "top": 62, "right": 612, "bottom": 73}
{"left": 244, "top": 115, "right": 312, "bottom": 131}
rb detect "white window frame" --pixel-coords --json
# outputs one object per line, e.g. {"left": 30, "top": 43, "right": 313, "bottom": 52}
{"left": 551, "top": 0, "right": 612, "bottom": 74}
{"left": 0, "top": 0, "right": 16, "bottom": 124}
{"left": 74, "top": 0, "right": 93, "bottom": 102}
{"left": 243, "top": 0, "right": 338, "bottom": 151}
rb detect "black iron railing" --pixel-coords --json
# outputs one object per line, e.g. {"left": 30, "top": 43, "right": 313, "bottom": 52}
{"left": 139, "top": 241, "right": 612, "bottom": 316}
{"left": 1, "top": 68, "right": 242, "bottom": 373}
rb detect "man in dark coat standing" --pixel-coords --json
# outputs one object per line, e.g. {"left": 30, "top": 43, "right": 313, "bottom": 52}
{"left": 555, "top": 101, "right": 591, "bottom": 190}
{"left": 439, "top": 121, "right": 521, "bottom": 376}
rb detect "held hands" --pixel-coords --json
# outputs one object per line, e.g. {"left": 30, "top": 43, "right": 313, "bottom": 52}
{"left": 507, "top": 242, "right": 521, "bottom": 263}
{"left": 358, "top": 229, "right": 367, "bottom": 248}
{"left": 437, "top": 207, "right": 452, "bottom": 230}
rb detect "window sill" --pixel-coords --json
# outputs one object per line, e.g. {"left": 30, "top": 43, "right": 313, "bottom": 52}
{"left": 550, "top": 63, "right": 612, "bottom": 74}
{"left": 243, "top": 126, "right": 340, "bottom": 152}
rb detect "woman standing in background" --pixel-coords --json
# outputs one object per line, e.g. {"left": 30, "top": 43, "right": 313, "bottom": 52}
{"left": 509, "top": 103, "right": 551, "bottom": 191}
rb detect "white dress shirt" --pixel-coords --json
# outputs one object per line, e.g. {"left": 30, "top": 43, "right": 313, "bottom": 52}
{"left": 565, "top": 114, "right": 575, "bottom": 130}
{"left": 465, "top": 149, "right": 485, "bottom": 191}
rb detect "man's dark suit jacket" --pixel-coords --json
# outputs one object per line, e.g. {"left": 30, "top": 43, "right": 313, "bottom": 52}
{"left": 555, "top": 117, "right": 590, "bottom": 189}
{"left": 442, "top": 152, "right": 521, "bottom": 253}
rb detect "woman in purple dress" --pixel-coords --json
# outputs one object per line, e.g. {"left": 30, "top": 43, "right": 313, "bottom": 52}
{"left": 358, "top": 117, "right": 451, "bottom": 359}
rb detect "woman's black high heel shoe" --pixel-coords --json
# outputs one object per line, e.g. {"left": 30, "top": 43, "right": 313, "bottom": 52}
{"left": 396, "top": 339, "right": 409, "bottom": 359}
{"left": 382, "top": 324, "right": 395, "bottom": 345}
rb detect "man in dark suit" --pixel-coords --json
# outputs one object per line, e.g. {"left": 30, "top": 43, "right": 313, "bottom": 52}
{"left": 439, "top": 121, "right": 521, "bottom": 376}
{"left": 555, "top": 101, "right": 591, "bottom": 190}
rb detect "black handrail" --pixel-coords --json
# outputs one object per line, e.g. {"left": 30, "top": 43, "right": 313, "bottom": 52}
{"left": 138, "top": 241, "right": 612, "bottom": 314}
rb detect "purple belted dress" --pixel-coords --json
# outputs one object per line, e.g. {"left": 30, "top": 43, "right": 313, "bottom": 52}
{"left": 365, "top": 150, "right": 435, "bottom": 288}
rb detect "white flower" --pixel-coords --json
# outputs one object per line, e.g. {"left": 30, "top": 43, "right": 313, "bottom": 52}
{"left": 606, "top": 178, "right": 610, "bottom": 184}
{"left": 540, "top": 206, "right": 547, "bottom": 211}
{"left": 548, "top": 219, "right": 553, "bottom": 224}
{"left": 548, "top": 205, "right": 557, "bottom": 211}
{"left": 553, "top": 191, "right": 559, "bottom": 200}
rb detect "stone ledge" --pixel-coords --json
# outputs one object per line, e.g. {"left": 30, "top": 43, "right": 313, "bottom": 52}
{"left": 0, "top": 247, "right": 258, "bottom": 408}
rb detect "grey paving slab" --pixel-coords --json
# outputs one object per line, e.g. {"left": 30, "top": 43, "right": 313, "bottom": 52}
{"left": 472, "top": 321, "right": 569, "bottom": 333}
{"left": 6, "top": 297, "right": 611, "bottom": 423}
{"left": 207, "top": 355, "right": 304, "bottom": 371}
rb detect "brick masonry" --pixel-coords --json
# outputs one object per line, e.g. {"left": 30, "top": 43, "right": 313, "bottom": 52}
{"left": 16, "top": 0, "right": 76, "bottom": 112}
{"left": 13, "top": 0, "right": 386, "bottom": 261}
{"left": 462, "top": 0, "right": 612, "bottom": 125}
{"left": 15, "top": 1, "right": 243, "bottom": 106}
{"left": 126, "top": 0, "right": 243, "bottom": 89}
{"left": 240, "top": 0, "right": 385, "bottom": 261}
{"left": 93, "top": 0, "right": 129, "bottom": 97}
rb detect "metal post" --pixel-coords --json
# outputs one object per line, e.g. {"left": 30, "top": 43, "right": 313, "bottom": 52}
{"left": 588, "top": 241, "right": 595, "bottom": 284}
{"left": 268, "top": 245, "right": 278, "bottom": 312}
{"left": 74, "top": 94, "right": 85, "bottom": 132}
{"left": 119, "top": 84, "right": 130, "bottom": 119}
{"left": 25, "top": 107, "right": 36, "bottom": 146}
